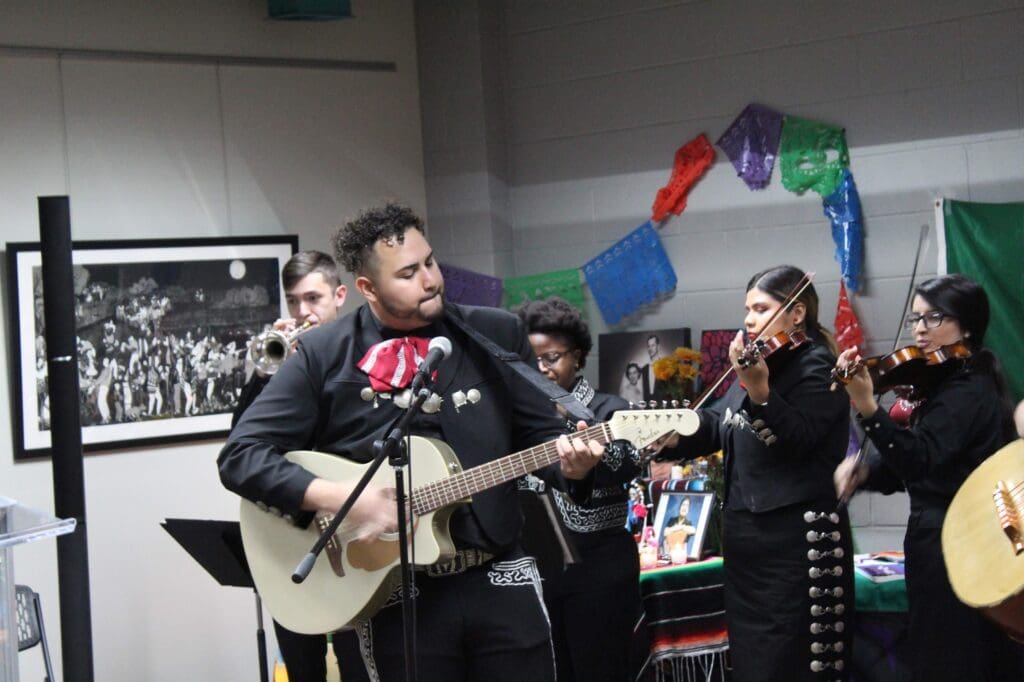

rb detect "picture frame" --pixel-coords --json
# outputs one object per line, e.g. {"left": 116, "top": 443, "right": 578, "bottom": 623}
{"left": 5, "top": 236, "right": 297, "bottom": 460}
{"left": 652, "top": 491, "right": 715, "bottom": 561}
{"left": 597, "top": 327, "right": 692, "bottom": 405}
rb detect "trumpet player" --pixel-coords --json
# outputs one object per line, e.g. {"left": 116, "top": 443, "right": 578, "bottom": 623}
{"left": 240, "top": 250, "right": 348, "bottom": 386}
{"left": 231, "top": 249, "right": 354, "bottom": 682}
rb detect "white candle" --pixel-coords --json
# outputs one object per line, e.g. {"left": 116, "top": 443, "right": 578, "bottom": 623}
{"left": 639, "top": 546, "right": 658, "bottom": 569}
{"left": 669, "top": 543, "right": 688, "bottom": 565}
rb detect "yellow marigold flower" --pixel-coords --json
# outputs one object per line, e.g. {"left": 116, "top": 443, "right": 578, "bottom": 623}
{"left": 652, "top": 356, "right": 677, "bottom": 381}
{"left": 678, "top": 365, "right": 699, "bottom": 380}
{"left": 674, "top": 346, "right": 702, "bottom": 363}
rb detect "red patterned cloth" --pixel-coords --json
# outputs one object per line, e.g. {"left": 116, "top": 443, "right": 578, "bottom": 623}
{"left": 699, "top": 329, "right": 738, "bottom": 401}
{"left": 651, "top": 134, "right": 716, "bottom": 222}
{"left": 834, "top": 282, "right": 865, "bottom": 353}
{"left": 357, "top": 337, "right": 431, "bottom": 392}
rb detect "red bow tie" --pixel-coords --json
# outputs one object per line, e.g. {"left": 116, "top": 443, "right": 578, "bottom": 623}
{"left": 358, "top": 337, "right": 433, "bottom": 392}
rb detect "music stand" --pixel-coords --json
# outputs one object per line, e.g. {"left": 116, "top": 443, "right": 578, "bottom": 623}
{"left": 161, "top": 518, "right": 270, "bottom": 682}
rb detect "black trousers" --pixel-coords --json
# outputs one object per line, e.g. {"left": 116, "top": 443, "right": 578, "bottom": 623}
{"left": 273, "top": 621, "right": 368, "bottom": 682}
{"left": 904, "top": 518, "right": 1022, "bottom": 682}
{"left": 723, "top": 503, "right": 854, "bottom": 682}
{"left": 346, "top": 554, "right": 555, "bottom": 682}
{"left": 544, "top": 531, "right": 641, "bottom": 682}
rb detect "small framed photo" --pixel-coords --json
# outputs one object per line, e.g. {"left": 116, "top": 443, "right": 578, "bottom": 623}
{"left": 5, "top": 236, "right": 296, "bottom": 460}
{"left": 653, "top": 491, "right": 715, "bottom": 561}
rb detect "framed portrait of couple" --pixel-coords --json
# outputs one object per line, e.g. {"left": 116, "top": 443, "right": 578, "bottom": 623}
{"left": 597, "top": 327, "right": 691, "bottom": 406}
{"left": 652, "top": 490, "right": 715, "bottom": 561}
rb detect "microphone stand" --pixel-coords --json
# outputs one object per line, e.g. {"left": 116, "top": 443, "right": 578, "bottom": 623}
{"left": 293, "top": 386, "right": 433, "bottom": 682}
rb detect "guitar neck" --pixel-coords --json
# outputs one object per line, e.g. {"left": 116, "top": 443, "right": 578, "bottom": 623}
{"left": 411, "top": 422, "right": 613, "bottom": 514}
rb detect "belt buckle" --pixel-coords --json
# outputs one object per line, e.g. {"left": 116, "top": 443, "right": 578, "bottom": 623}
{"left": 423, "top": 549, "right": 494, "bottom": 577}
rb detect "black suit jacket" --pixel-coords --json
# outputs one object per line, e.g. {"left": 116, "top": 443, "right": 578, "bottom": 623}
{"left": 641, "top": 362, "right": 665, "bottom": 403}
{"left": 218, "top": 303, "right": 571, "bottom": 550}
{"left": 663, "top": 340, "right": 849, "bottom": 512}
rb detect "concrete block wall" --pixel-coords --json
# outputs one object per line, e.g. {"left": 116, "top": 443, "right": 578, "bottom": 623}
{"left": 415, "top": 1, "right": 516, "bottom": 276}
{"left": 415, "top": 0, "right": 1024, "bottom": 552}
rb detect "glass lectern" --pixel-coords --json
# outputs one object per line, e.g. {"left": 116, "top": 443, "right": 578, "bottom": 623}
{"left": 0, "top": 496, "right": 76, "bottom": 682}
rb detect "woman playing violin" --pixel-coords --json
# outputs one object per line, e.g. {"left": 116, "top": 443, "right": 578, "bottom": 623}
{"left": 657, "top": 265, "right": 853, "bottom": 681}
{"left": 834, "top": 273, "right": 1021, "bottom": 681}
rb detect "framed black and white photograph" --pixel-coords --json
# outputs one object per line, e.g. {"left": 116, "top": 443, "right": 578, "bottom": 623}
{"left": 653, "top": 491, "right": 715, "bottom": 561}
{"left": 5, "top": 236, "right": 297, "bottom": 460}
{"left": 598, "top": 327, "right": 692, "bottom": 405}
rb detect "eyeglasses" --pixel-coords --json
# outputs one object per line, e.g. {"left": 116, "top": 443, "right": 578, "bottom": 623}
{"left": 536, "top": 351, "right": 568, "bottom": 369}
{"left": 903, "top": 311, "right": 953, "bottom": 330}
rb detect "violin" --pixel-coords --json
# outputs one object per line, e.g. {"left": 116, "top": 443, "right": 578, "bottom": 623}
{"left": 736, "top": 328, "right": 808, "bottom": 368}
{"left": 831, "top": 341, "right": 971, "bottom": 398}
{"left": 691, "top": 271, "right": 816, "bottom": 410}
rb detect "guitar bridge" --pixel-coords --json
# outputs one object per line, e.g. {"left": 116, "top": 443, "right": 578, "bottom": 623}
{"left": 993, "top": 480, "right": 1024, "bottom": 556}
{"left": 316, "top": 515, "right": 346, "bottom": 577}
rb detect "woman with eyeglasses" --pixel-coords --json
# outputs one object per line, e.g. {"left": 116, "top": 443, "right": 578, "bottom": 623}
{"left": 834, "top": 273, "right": 1021, "bottom": 681}
{"left": 515, "top": 296, "right": 642, "bottom": 682}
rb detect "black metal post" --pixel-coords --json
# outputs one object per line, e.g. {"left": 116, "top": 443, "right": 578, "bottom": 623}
{"left": 38, "top": 195, "right": 95, "bottom": 681}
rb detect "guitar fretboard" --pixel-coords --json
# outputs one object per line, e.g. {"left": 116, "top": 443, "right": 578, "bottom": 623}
{"left": 411, "top": 422, "right": 613, "bottom": 515}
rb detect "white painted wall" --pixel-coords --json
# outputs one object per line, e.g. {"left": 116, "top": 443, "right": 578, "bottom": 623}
{"left": 0, "top": 2, "right": 425, "bottom": 680}
{"left": 416, "top": 1, "right": 1024, "bottom": 552}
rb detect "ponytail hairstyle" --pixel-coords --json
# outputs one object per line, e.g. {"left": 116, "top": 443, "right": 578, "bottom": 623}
{"left": 915, "top": 274, "right": 1016, "bottom": 440}
{"left": 746, "top": 265, "right": 838, "bottom": 356}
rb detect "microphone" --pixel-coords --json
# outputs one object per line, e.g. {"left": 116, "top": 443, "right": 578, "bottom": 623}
{"left": 411, "top": 336, "right": 452, "bottom": 394}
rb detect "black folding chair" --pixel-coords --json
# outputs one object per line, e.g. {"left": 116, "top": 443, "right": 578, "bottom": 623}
{"left": 16, "top": 584, "right": 55, "bottom": 682}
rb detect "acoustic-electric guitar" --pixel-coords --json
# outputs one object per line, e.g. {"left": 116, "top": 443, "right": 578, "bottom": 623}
{"left": 943, "top": 439, "right": 1024, "bottom": 641}
{"left": 240, "top": 408, "right": 700, "bottom": 634}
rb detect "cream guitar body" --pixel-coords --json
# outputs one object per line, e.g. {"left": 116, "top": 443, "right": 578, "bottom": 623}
{"left": 943, "top": 439, "right": 1024, "bottom": 641}
{"left": 240, "top": 441, "right": 461, "bottom": 635}
{"left": 239, "top": 408, "right": 700, "bottom": 634}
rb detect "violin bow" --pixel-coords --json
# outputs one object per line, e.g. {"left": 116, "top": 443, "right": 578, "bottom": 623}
{"left": 690, "top": 271, "right": 816, "bottom": 410}
{"left": 891, "top": 223, "right": 930, "bottom": 353}
{"left": 839, "top": 223, "right": 930, "bottom": 508}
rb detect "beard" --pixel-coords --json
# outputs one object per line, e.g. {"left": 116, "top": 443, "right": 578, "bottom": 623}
{"left": 376, "top": 287, "right": 445, "bottom": 327}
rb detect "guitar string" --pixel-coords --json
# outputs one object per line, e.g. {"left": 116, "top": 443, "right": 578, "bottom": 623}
{"left": 411, "top": 420, "right": 624, "bottom": 514}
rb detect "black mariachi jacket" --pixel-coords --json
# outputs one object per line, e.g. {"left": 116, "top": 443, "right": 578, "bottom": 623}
{"left": 218, "top": 302, "right": 574, "bottom": 552}
{"left": 860, "top": 368, "right": 1010, "bottom": 528}
{"left": 664, "top": 339, "right": 849, "bottom": 513}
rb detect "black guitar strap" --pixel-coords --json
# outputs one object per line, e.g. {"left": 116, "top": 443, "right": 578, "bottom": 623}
{"left": 445, "top": 308, "right": 595, "bottom": 423}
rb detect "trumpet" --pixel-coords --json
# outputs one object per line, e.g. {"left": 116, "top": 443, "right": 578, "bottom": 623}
{"left": 249, "top": 320, "right": 316, "bottom": 376}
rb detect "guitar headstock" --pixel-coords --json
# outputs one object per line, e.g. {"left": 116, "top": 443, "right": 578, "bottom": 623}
{"left": 608, "top": 409, "right": 700, "bottom": 450}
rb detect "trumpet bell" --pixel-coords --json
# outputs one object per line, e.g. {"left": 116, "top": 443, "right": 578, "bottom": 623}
{"left": 248, "top": 321, "right": 315, "bottom": 376}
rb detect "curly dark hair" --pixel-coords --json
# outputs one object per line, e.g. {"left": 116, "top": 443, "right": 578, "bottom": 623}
{"left": 514, "top": 296, "right": 593, "bottom": 369}
{"left": 331, "top": 202, "right": 425, "bottom": 275}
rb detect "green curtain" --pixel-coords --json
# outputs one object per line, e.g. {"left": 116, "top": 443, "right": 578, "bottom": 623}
{"left": 941, "top": 199, "right": 1024, "bottom": 402}
{"left": 502, "top": 268, "right": 584, "bottom": 313}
